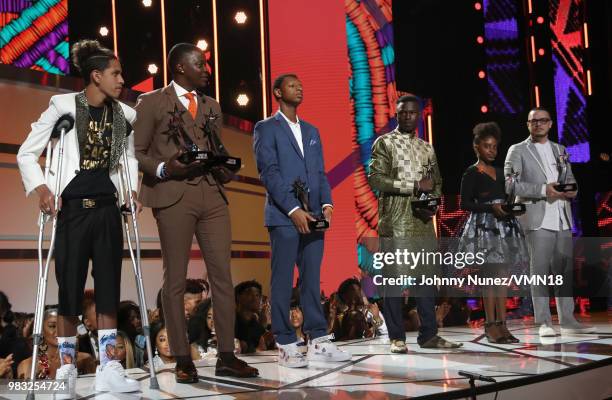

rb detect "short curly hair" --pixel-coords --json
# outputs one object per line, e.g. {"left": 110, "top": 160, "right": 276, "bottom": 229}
{"left": 472, "top": 122, "right": 502, "bottom": 145}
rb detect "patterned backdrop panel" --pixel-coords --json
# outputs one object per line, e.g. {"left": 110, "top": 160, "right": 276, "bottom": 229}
{"left": 549, "top": 0, "right": 589, "bottom": 163}
{"left": 0, "top": 0, "right": 69, "bottom": 75}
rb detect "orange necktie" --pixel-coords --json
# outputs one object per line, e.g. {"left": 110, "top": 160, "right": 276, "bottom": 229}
{"left": 184, "top": 92, "right": 197, "bottom": 120}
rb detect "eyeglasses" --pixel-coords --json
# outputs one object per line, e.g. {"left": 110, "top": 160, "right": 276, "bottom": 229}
{"left": 527, "top": 118, "right": 551, "bottom": 126}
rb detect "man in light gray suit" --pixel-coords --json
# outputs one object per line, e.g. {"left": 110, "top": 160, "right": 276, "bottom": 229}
{"left": 504, "top": 107, "right": 595, "bottom": 337}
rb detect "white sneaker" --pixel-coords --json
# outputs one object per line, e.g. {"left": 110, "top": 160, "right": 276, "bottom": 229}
{"left": 95, "top": 360, "right": 140, "bottom": 393}
{"left": 539, "top": 324, "right": 557, "bottom": 337}
{"left": 278, "top": 342, "right": 308, "bottom": 368}
{"left": 307, "top": 335, "right": 352, "bottom": 362}
{"left": 561, "top": 324, "right": 597, "bottom": 335}
{"left": 54, "top": 363, "right": 77, "bottom": 400}
{"left": 390, "top": 339, "right": 408, "bottom": 354}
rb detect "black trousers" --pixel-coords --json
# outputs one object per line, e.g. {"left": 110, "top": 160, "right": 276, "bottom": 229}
{"left": 54, "top": 202, "right": 123, "bottom": 316}
{"left": 383, "top": 285, "right": 438, "bottom": 345}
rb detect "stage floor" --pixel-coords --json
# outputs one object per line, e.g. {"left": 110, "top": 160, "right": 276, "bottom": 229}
{"left": 8, "top": 313, "right": 612, "bottom": 400}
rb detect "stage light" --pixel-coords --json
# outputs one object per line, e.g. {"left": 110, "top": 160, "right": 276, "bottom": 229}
{"left": 587, "top": 70, "right": 592, "bottom": 95}
{"left": 480, "top": 105, "right": 488, "bottom": 113}
{"left": 196, "top": 39, "right": 208, "bottom": 51}
{"left": 212, "top": 0, "right": 219, "bottom": 101}
{"left": 536, "top": 16, "right": 544, "bottom": 24}
{"left": 99, "top": 26, "right": 109, "bottom": 37}
{"left": 474, "top": 2, "right": 482, "bottom": 11}
{"left": 538, "top": 48, "right": 545, "bottom": 56}
{"left": 142, "top": 0, "right": 152, "bottom": 7}
{"left": 259, "top": 0, "right": 267, "bottom": 118}
{"left": 236, "top": 93, "right": 249, "bottom": 106}
{"left": 476, "top": 36, "right": 484, "bottom": 44}
{"left": 234, "top": 11, "right": 247, "bottom": 24}
{"left": 478, "top": 70, "right": 486, "bottom": 79}
{"left": 147, "top": 64, "right": 158, "bottom": 75}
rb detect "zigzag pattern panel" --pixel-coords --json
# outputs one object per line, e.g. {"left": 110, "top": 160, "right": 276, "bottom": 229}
{"left": 483, "top": 0, "right": 524, "bottom": 114}
{"left": 549, "top": 0, "right": 589, "bottom": 162}
{"left": 0, "top": 0, "right": 69, "bottom": 75}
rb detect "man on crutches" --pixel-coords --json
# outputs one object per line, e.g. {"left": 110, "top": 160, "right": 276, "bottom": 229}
{"left": 17, "top": 40, "right": 143, "bottom": 398}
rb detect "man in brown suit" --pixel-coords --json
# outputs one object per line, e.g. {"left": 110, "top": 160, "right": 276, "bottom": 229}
{"left": 133, "top": 43, "right": 258, "bottom": 381}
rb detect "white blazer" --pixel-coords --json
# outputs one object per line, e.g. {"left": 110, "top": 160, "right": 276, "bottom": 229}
{"left": 16, "top": 93, "right": 139, "bottom": 198}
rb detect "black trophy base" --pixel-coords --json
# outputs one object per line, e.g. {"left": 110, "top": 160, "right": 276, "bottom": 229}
{"left": 501, "top": 203, "right": 526, "bottom": 213}
{"left": 411, "top": 196, "right": 441, "bottom": 212}
{"left": 309, "top": 218, "right": 329, "bottom": 232}
{"left": 553, "top": 183, "right": 577, "bottom": 192}
{"left": 179, "top": 150, "right": 213, "bottom": 164}
{"left": 214, "top": 155, "right": 241, "bottom": 173}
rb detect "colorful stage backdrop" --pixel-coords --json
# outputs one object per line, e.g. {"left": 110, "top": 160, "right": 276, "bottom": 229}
{"left": 0, "top": 0, "right": 69, "bottom": 75}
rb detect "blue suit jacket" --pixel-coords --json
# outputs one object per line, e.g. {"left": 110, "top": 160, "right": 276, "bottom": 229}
{"left": 253, "top": 112, "right": 333, "bottom": 227}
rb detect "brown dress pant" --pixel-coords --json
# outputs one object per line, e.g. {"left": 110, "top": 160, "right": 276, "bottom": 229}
{"left": 153, "top": 179, "right": 235, "bottom": 355}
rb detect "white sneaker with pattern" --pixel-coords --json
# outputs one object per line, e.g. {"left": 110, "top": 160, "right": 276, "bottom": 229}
{"left": 307, "top": 335, "right": 352, "bottom": 362}
{"left": 94, "top": 360, "right": 140, "bottom": 392}
{"left": 277, "top": 342, "right": 308, "bottom": 368}
{"left": 54, "top": 363, "right": 77, "bottom": 399}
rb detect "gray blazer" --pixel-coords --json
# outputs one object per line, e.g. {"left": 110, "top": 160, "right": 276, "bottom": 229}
{"left": 504, "top": 137, "right": 576, "bottom": 232}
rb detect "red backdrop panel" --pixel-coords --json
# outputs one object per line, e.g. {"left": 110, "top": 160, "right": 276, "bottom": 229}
{"left": 267, "top": 0, "right": 358, "bottom": 294}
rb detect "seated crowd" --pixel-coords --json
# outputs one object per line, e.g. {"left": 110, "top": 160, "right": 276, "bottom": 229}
{"left": 0, "top": 277, "right": 525, "bottom": 377}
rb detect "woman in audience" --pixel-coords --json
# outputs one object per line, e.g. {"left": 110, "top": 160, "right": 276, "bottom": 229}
{"left": 115, "top": 330, "right": 135, "bottom": 370}
{"left": 189, "top": 300, "right": 240, "bottom": 360}
{"left": 290, "top": 303, "right": 305, "bottom": 344}
{"left": 189, "top": 300, "right": 217, "bottom": 360}
{"left": 148, "top": 320, "right": 175, "bottom": 370}
{"left": 118, "top": 301, "right": 145, "bottom": 366}
{"left": 17, "top": 307, "right": 95, "bottom": 379}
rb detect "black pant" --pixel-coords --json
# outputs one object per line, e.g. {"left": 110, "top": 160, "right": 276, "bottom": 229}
{"left": 54, "top": 202, "right": 123, "bottom": 316}
{"left": 383, "top": 285, "right": 438, "bottom": 345}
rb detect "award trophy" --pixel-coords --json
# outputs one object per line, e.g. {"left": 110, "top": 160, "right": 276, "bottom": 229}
{"left": 203, "top": 111, "right": 242, "bottom": 174}
{"left": 410, "top": 158, "right": 441, "bottom": 213}
{"left": 292, "top": 179, "right": 329, "bottom": 231}
{"left": 502, "top": 168, "right": 526, "bottom": 213}
{"left": 178, "top": 143, "right": 214, "bottom": 164}
{"left": 164, "top": 104, "right": 210, "bottom": 165}
{"left": 553, "top": 152, "right": 577, "bottom": 192}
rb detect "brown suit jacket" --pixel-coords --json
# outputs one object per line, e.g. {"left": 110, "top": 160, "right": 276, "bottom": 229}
{"left": 134, "top": 84, "right": 226, "bottom": 208}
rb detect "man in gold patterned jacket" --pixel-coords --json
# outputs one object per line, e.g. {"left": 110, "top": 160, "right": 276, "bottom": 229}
{"left": 368, "top": 95, "right": 462, "bottom": 354}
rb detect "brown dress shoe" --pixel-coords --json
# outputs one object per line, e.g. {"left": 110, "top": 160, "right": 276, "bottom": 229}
{"left": 215, "top": 356, "right": 259, "bottom": 378}
{"left": 175, "top": 361, "right": 199, "bottom": 384}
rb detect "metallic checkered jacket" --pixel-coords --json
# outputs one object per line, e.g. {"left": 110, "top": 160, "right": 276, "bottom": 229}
{"left": 368, "top": 129, "right": 442, "bottom": 238}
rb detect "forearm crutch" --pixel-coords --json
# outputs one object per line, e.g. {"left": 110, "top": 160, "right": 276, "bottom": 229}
{"left": 28, "top": 123, "right": 68, "bottom": 400}
{"left": 117, "top": 151, "right": 159, "bottom": 389}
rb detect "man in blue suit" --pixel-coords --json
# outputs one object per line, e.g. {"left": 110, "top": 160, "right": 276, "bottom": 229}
{"left": 253, "top": 74, "right": 351, "bottom": 368}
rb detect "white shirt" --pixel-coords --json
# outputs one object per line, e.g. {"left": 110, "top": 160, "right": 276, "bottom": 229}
{"left": 534, "top": 140, "right": 570, "bottom": 231}
{"left": 277, "top": 110, "right": 332, "bottom": 216}
{"left": 156, "top": 81, "right": 199, "bottom": 178}
{"left": 278, "top": 110, "right": 304, "bottom": 156}
{"left": 172, "top": 80, "right": 198, "bottom": 109}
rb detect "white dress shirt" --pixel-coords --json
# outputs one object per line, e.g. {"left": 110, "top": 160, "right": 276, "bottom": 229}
{"left": 277, "top": 110, "right": 332, "bottom": 217}
{"left": 534, "top": 140, "right": 570, "bottom": 231}
{"left": 278, "top": 110, "right": 304, "bottom": 156}
{"left": 156, "top": 81, "right": 199, "bottom": 178}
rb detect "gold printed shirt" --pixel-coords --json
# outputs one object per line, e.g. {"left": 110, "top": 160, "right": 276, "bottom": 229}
{"left": 368, "top": 129, "right": 442, "bottom": 238}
